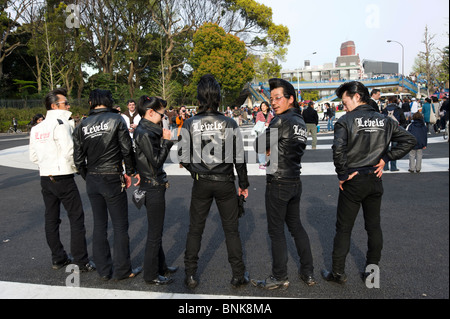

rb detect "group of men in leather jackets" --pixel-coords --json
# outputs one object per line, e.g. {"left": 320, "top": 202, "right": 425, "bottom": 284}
{"left": 30, "top": 76, "right": 416, "bottom": 290}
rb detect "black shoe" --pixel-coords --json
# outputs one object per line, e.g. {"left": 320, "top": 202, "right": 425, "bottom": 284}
{"left": 408, "top": 169, "right": 415, "bottom": 173}
{"left": 161, "top": 266, "right": 179, "bottom": 277}
{"left": 321, "top": 269, "right": 347, "bottom": 284}
{"left": 146, "top": 275, "right": 173, "bottom": 285}
{"left": 79, "top": 260, "right": 96, "bottom": 272}
{"left": 185, "top": 275, "right": 198, "bottom": 289}
{"left": 251, "top": 275, "right": 289, "bottom": 290}
{"left": 299, "top": 273, "right": 317, "bottom": 286}
{"left": 52, "top": 256, "right": 72, "bottom": 270}
{"left": 100, "top": 275, "right": 111, "bottom": 281}
{"left": 230, "top": 271, "right": 250, "bottom": 288}
{"left": 391, "top": 169, "right": 399, "bottom": 172}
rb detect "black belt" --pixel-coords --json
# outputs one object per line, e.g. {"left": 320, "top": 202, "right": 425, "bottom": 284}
{"left": 42, "top": 174, "right": 74, "bottom": 183}
{"left": 142, "top": 179, "right": 170, "bottom": 188}
{"left": 195, "top": 173, "right": 234, "bottom": 182}
{"left": 266, "top": 175, "right": 300, "bottom": 183}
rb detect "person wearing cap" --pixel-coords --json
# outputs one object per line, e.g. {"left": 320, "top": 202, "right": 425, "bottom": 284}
{"left": 73, "top": 89, "right": 141, "bottom": 281}
{"left": 252, "top": 78, "right": 317, "bottom": 290}
{"left": 29, "top": 88, "right": 95, "bottom": 272}
{"left": 322, "top": 81, "right": 416, "bottom": 284}
{"left": 178, "top": 74, "right": 250, "bottom": 289}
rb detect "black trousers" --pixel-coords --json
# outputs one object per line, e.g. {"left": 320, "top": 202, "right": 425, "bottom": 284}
{"left": 86, "top": 174, "right": 132, "bottom": 280}
{"left": 142, "top": 185, "right": 169, "bottom": 282}
{"left": 184, "top": 179, "right": 245, "bottom": 278}
{"left": 332, "top": 174, "right": 384, "bottom": 274}
{"left": 40, "top": 175, "right": 89, "bottom": 266}
{"left": 265, "top": 178, "right": 314, "bottom": 280}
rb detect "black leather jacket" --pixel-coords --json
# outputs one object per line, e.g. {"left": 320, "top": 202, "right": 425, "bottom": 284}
{"left": 178, "top": 109, "right": 249, "bottom": 189}
{"left": 254, "top": 107, "right": 308, "bottom": 180}
{"left": 73, "top": 108, "right": 136, "bottom": 178}
{"left": 134, "top": 118, "right": 173, "bottom": 185}
{"left": 333, "top": 104, "right": 416, "bottom": 181}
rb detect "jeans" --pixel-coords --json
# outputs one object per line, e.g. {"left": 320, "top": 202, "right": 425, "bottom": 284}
{"left": 86, "top": 173, "right": 132, "bottom": 279}
{"left": 327, "top": 116, "right": 335, "bottom": 131}
{"left": 265, "top": 178, "right": 314, "bottom": 279}
{"left": 184, "top": 179, "right": 245, "bottom": 278}
{"left": 142, "top": 185, "right": 169, "bottom": 281}
{"left": 40, "top": 175, "right": 89, "bottom": 266}
{"left": 384, "top": 142, "right": 398, "bottom": 171}
{"left": 332, "top": 174, "right": 384, "bottom": 274}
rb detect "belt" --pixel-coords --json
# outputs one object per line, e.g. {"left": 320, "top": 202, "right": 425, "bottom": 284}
{"left": 266, "top": 175, "right": 300, "bottom": 183}
{"left": 195, "top": 173, "right": 234, "bottom": 182}
{"left": 143, "top": 179, "right": 170, "bottom": 188}
{"left": 42, "top": 174, "right": 74, "bottom": 183}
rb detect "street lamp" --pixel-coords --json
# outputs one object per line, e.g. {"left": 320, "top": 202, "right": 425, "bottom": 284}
{"left": 387, "top": 40, "right": 404, "bottom": 90}
{"left": 297, "top": 52, "right": 317, "bottom": 100}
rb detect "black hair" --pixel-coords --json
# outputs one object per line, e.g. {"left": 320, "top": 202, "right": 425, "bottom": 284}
{"left": 268, "top": 78, "right": 299, "bottom": 108}
{"left": 127, "top": 99, "right": 136, "bottom": 105}
{"left": 260, "top": 101, "right": 271, "bottom": 110}
{"left": 44, "top": 88, "right": 67, "bottom": 110}
{"left": 371, "top": 89, "right": 381, "bottom": 97}
{"left": 32, "top": 113, "right": 44, "bottom": 125}
{"left": 137, "top": 95, "right": 166, "bottom": 117}
{"left": 88, "top": 89, "right": 114, "bottom": 109}
{"left": 335, "top": 81, "right": 371, "bottom": 104}
{"left": 197, "top": 74, "right": 221, "bottom": 112}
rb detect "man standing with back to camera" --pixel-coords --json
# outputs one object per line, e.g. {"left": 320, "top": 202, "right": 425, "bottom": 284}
{"left": 322, "top": 81, "right": 416, "bottom": 284}
{"left": 73, "top": 89, "right": 141, "bottom": 281}
{"left": 252, "top": 78, "right": 316, "bottom": 290}
{"left": 178, "top": 74, "right": 250, "bottom": 289}
{"left": 29, "top": 88, "right": 95, "bottom": 272}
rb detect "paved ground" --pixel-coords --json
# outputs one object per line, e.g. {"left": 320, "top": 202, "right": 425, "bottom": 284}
{"left": 0, "top": 123, "right": 448, "bottom": 302}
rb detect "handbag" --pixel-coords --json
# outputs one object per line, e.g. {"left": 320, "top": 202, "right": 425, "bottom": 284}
{"left": 429, "top": 104, "right": 437, "bottom": 124}
{"left": 251, "top": 121, "right": 266, "bottom": 136}
{"left": 132, "top": 189, "right": 146, "bottom": 210}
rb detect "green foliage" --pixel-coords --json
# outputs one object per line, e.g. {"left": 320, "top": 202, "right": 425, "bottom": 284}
{"left": 189, "top": 23, "right": 254, "bottom": 105}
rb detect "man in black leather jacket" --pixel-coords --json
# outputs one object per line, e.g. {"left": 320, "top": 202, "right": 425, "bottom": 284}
{"left": 252, "top": 78, "right": 316, "bottom": 290}
{"left": 73, "top": 89, "right": 141, "bottom": 281}
{"left": 322, "top": 81, "right": 416, "bottom": 285}
{"left": 178, "top": 74, "right": 249, "bottom": 289}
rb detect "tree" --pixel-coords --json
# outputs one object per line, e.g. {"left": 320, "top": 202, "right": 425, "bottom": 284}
{"left": 189, "top": 23, "right": 254, "bottom": 105}
{"left": 412, "top": 25, "right": 439, "bottom": 95}
{"left": 0, "top": 0, "right": 32, "bottom": 80}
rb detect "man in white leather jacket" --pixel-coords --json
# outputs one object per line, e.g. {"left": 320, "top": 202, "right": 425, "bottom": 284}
{"left": 29, "top": 88, "right": 94, "bottom": 272}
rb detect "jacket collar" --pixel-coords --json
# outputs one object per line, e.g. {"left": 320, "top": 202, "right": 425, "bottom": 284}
{"left": 45, "top": 109, "right": 72, "bottom": 120}
{"left": 280, "top": 107, "right": 302, "bottom": 116}
{"left": 139, "top": 118, "right": 163, "bottom": 134}
{"left": 354, "top": 104, "right": 376, "bottom": 112}
{"left": 88, "top": 107, "right": 112, "bottom": 116}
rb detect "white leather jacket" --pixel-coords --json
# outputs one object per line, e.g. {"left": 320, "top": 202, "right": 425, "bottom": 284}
{"left": 29, "top": 109, "right": 77, "bottom": 176}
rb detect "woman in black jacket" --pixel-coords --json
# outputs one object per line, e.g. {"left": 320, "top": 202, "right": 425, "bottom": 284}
{"left": 134, "top": 95, "right": 177, "bottom": 285}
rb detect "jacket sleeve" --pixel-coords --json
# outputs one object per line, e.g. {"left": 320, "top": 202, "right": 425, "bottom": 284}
{"left": 233, "top": 126, "right": 249, "bottom": 190}
{"left": 177, "top": 120, "right": 192, "bottom": 171}
{"left": 332, "top": 120, "right": 350, "bottom": 181}
{"left": 54, "top": 122, "right": 76, "bottom": 171}
{"left": 29, "top": 128, "right": 38, "bottom": 165}
{"left": 117, "top": 117, "right": 136, "bottom": 175}
{"left": 139, "top": 132, "right": 173, "bottom": 170}
{"left": 72, "top": 125, "right": 87, "bottom": 179}
{"left": 382, "top": 124, "right": 417, "bottom": 163}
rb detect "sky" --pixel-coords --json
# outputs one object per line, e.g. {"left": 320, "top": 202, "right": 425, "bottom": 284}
{"left": 256, "top": 0, "right": 449, "bottom": 75}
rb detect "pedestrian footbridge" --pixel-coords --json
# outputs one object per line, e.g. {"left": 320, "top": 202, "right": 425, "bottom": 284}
{"left": 246, "top": 76, "right": 419, "bottom": 104}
